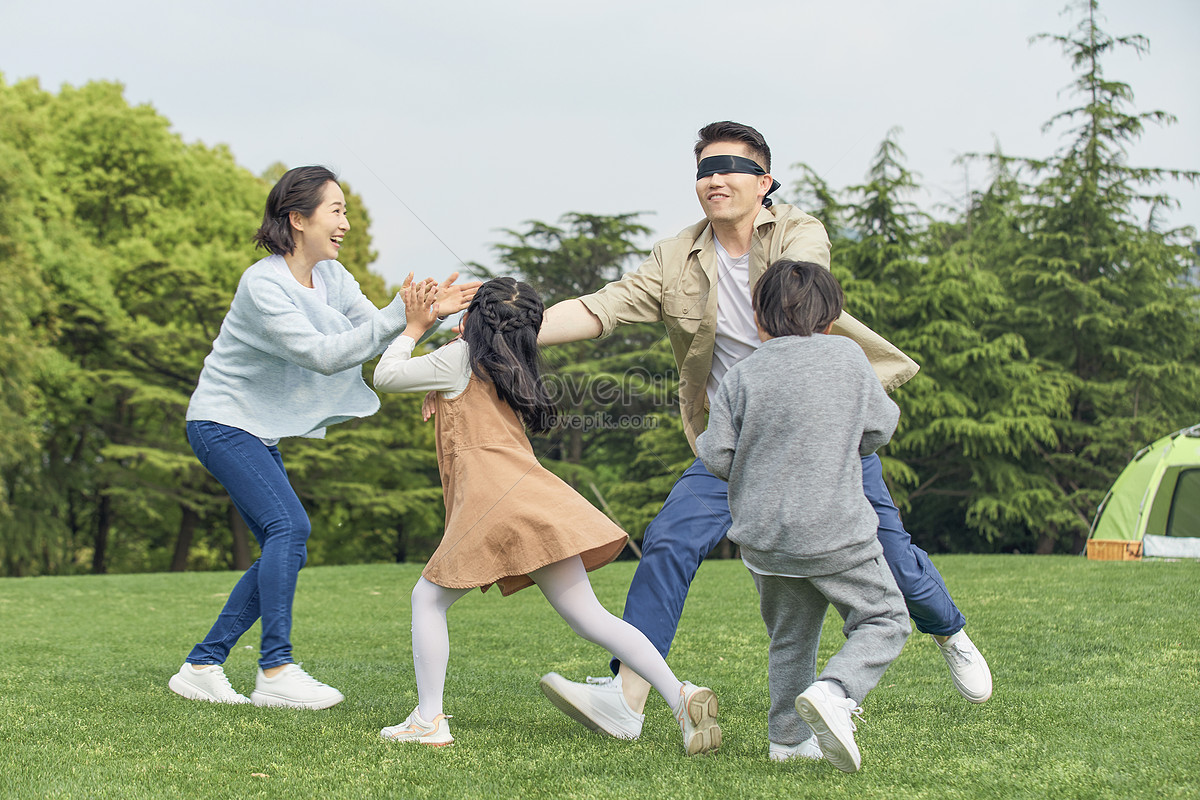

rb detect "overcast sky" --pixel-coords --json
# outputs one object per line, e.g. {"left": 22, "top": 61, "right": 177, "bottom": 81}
{"left": 2, "top": 1, "right": 1196, "bottom": 287}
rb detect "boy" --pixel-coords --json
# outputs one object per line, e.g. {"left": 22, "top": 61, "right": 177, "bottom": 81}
{"left": 695, "top": 260, "right": 910, "bottom": 772}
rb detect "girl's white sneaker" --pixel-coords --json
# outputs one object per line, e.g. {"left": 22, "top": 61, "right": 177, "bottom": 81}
{"left": 381, "top": 707, "right": 454, "bottom": 746}
{"left": 674, "top": 682, "right": 721, "bottom": 755}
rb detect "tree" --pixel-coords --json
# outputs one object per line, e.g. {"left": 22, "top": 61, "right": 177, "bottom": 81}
{"left": 968, "top": 0, "right": 1200, "bottom": 552}
{"left": 791, "top": 130, "right": 1068, "bottom": 554}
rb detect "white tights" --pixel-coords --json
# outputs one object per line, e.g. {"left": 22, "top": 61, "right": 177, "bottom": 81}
{"left": 410, "top": 555, "right": 683, "bottom": 720}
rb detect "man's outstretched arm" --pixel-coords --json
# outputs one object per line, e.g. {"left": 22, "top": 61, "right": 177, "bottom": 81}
{"left": 539, "top": 299, "right": 603, "bottom": 345}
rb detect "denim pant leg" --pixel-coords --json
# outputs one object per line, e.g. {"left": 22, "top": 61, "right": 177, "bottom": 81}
{"left": 862, "top": 453, "right": 966, "bottom": 636}
{"left": 185, "top": 421, "right": 312, "bottom": 669}
{"left": 611, "top": 458, "right": 731, "bottom": 673}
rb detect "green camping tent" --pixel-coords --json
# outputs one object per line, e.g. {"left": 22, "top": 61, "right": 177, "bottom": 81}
{"left": 1088, "top": 424, "right": 1200, "bottom": 560}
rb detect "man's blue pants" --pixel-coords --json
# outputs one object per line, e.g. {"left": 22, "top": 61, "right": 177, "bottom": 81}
{"left": 613, "top": 454, "right": 965, "bottom": 670}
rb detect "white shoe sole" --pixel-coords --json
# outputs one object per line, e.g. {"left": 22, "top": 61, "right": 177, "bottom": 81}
{"left": 380, "top": 729, "right": 454, "bottom": 746}
{"left": 795, "top": 694, "right": 860, "bottom": 773}
{"left": 679, "top": 686, "right": 721, "bottom": 755}
{"left": 250, "top": 690, "right": 344, "bottom": 710}
{"left": 168, "top": 673, "right": 249, "bottom": 704}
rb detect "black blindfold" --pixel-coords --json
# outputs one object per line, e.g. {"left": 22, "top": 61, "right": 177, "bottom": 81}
{"left": 696, "top": 155, "right": 781, "bottom": 207}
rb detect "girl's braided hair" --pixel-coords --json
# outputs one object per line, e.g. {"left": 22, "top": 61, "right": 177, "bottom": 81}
{"left": 462, "top": 277, "right": 557, "bottom": 433}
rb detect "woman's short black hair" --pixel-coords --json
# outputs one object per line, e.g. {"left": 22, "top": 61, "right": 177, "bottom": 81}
{"left": 253, "top": 165, "right": 339, "bottom": 256}
{"left": 752, "top": 260, "right": 844, "bottom": 338}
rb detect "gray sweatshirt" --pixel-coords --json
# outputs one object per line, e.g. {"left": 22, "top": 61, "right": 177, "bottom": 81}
{"left": 696, "top": 334, "right": 900, "bottom": 577}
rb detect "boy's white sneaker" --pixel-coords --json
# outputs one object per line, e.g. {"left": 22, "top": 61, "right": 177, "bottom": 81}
{"left": 381, "top": 707, "right": 454, "bottom": 746}
{"left": 168, "top": 663, "right": 250, "bottom": 704}
{"left": 539, "top": 672, "right": 644, "bottom": 739}
{"left": 769, "top": 735, "right": 822, "bottom": 762}
{"left": 936, "top": 630, "right": 993, "bottom": 703}
{"left": 673, "top": 681, "right": 721, "bottom": 755}
{"left": 794, "top": 681, "right": 863, "bottom": 773}
{"left": 250, "top": 664, "right": 344, "bottom": 710}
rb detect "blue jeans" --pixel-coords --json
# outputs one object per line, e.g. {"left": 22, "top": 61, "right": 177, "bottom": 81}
{"left": 185, "top": 421, "right": 312, "bottom": 669}
{"left": 613, "top": 455, "right": 965, "bottom": 671}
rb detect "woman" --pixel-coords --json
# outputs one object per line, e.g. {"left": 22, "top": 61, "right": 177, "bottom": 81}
{"left": 168, "top": 165, "right": 477, "bottom": 709}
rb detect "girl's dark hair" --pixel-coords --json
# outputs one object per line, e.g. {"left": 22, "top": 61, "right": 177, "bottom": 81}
{"left": 752, "top": 260, "right": 844, "bottom": 338}
{"left": 253, "top": 166, "right": 339, "bottom": 256}
{"left": 463, "top": 278, "right": 558, "bottom": 433}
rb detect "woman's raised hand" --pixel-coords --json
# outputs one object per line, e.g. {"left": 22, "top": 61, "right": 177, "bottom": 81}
{"left": 400, "top": 273, "right": 440, "bottom": 336}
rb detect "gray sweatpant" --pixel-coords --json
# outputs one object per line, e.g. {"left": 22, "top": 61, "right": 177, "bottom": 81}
{"left": 752, "top": 555, "right": 911, "bottom": 745}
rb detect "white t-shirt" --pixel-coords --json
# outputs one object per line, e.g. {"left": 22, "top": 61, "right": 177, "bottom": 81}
{"left": 706, "top": 237, "right": 761, "bottom": 406}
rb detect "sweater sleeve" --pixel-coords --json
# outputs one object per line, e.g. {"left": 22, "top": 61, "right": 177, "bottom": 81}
{"left": 342, "top": 282, "right": 385, "bottom": 328}
{"left": 696, "top": 371, "right": 740, "bottom": 480}
{"left": 238, "top": 275, "right": 407, "bottom": 376}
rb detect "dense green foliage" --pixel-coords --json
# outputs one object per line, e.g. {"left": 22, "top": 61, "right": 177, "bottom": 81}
{"left": 788, "top": 1, "right": 1198, "bottom": 555}
{"left": 3, "top": 557, "right": 1198, "bottom": 798}
{"left": 0, "top": 1, "right": 1195, "bottom": 575}
{"left": 0, "top": 77, "right": 443, "bottom": 577}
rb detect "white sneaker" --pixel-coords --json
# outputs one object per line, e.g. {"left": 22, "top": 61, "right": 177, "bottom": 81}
{"left": 769, "top": 735, "right": 822, "bottom": 762}
{"left": 673, "top": 682, "right": 721, "bottom": 756}
{"left": 250, "top": 664, "right": 344, "bottom": 710}
{"left": 168, "top": 663, "right": 250, "bottom": 704}
{"left": 936, "top": 630, "right": 993, "bottom": 703}
{"left": 539, "top": 672, "right": 644, "bottom": 739}
{"left": 794, "top": 682, "right": 863, "bottom": 773}
{"left": 381, "top": 707, "right": 454, "bottom": 746}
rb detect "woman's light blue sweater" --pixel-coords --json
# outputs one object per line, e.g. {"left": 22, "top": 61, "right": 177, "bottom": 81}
{"left": 186, "top": 254, "right": 406, "bottom": 439}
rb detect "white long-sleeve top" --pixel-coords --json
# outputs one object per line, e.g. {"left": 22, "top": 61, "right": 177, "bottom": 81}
{"left": 373, "top": 336, "right": 471, "bottom": 399}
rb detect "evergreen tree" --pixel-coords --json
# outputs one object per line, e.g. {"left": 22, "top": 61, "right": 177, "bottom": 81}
{"left": 969, "top": 0, "right": 1200, "bottom": 552}
{"left": 791, "top": 131, "right": 1067, "bottom": 554}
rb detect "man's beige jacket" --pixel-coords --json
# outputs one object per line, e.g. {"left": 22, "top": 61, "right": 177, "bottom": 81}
{"left": 579, "top": 203, "right": 919, "bottom": 452}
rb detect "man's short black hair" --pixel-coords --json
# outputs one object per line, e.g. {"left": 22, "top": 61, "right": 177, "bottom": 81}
{"left": 694, "top": 121, "right": 771, "bottom": 172}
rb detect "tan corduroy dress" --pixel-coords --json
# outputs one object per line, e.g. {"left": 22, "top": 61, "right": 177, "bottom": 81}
{"left": 422, "top": 375, "right": 628, "bottom": 596}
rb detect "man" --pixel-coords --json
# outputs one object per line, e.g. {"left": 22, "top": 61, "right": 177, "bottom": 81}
{"left": 536, "top": 121, "right": 991, "bottom": 749}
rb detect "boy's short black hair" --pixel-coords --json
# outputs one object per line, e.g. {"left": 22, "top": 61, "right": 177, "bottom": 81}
{"left": 752, "top": 260, "right": 844, "bottom": 338}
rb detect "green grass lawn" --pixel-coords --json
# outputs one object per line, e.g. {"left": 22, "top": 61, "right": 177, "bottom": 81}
{"left": 1, "top": 555, "right": 1197, "bottom": 799}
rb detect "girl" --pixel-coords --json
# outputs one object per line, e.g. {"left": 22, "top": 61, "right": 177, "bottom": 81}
{"left": 372, "top": 277, "right": 721, "bottom": 754}
{"left": 169, "top": 166, "right": 477, "bottom": 710}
